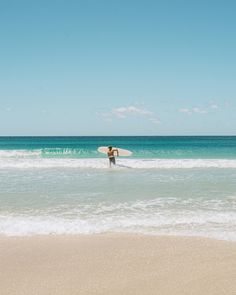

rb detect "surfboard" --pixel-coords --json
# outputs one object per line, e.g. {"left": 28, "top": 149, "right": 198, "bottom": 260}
{"left": 97, "top": 146, "right": 132, "bottom": 157}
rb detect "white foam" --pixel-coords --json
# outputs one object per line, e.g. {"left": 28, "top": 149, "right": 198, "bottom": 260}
{"left": 0, "top": 211, "right": 236, "bottom": 241}
{"left": 0, "top": 150, "right": 41, "bottom": 158}
{"left": 1, "top": 158, "right": 236, "bottom": 169}
{"left": 0, "top": 197, "right": 236, "bottom": 240}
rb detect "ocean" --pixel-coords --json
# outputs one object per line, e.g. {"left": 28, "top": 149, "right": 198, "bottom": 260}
{"left": 0, "top": 136, "right": 236, "bottom": 240}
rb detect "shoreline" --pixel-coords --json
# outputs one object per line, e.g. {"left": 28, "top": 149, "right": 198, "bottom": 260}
{"left": 1, "top": 232, "right": 236, "bottom": 242}
{"left": 1, "top": 234, "right": 235, "bottom": 295}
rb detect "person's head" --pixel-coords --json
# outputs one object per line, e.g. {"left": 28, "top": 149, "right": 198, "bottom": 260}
{"left": 108, "top": 146, "right": 112, "bottom": 151}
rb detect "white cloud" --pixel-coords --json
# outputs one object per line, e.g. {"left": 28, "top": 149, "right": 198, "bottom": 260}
{"left": 98, "top": 105, "right": 160, "bottom": 124}
{"left": 179, "top": 108, "right": 192, "bottom": 114}
{"left": 192, "top": 107, "right": 208, "bottom": 114}
{"left": 209, "top": 99, "right": 220, "bottom": 109}
{"left": 111, "top": 106, "right": 152, "bottom": 118}
{"left": 179, "top": 106, "right": 208, "bottom": 115}
{"left": 210, "top": 104, "right": 219, "bottom": 109}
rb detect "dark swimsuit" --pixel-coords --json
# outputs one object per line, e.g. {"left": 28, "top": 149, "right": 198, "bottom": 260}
{"left": 109, "top": 156, "right": 116, "bottom": 165}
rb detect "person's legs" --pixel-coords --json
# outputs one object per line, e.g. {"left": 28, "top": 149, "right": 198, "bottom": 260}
{"left": 109, "top": 157, "right": 115, "bottom": 166}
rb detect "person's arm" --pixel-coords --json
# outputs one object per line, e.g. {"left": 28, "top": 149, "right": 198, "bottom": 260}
{"left": 115, "top": 149, "right": 119, "bottom": 156}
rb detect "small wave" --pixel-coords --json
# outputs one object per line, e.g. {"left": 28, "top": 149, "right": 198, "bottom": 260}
{"left": 0, "top": 149, "right": 98, "bottom": 159}
{"left": 0, "top": 212, "right": 236, "bottom": 241}
{"left": 0, "top": 150, "right": 41, "bottom": 158}
{"left": 1, "top": 158, "right": 236, "bottom": 169}
{"left": 41, "top": 148, "right": 99, "bottom": 158}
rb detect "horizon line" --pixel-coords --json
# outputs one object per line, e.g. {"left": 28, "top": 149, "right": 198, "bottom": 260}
{"left": 0, "top": 134, "right": 236, "bottom": 137}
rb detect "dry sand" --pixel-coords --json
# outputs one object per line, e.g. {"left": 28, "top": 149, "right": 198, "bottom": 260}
{"left": 0, "top": 234, "right": 235, "bottom": 295}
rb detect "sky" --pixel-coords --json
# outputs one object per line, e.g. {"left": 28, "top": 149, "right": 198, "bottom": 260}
{"left": 0, "top": 0, "right": 236, "bottom": 136}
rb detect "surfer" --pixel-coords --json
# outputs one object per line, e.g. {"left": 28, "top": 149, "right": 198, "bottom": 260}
{"left": 107, "top": 146, "right": 119, "bottom": 167}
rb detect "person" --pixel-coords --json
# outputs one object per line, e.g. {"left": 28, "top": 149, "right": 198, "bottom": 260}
{"left": 107, "top": 146, "right": 119, "bottom": 167}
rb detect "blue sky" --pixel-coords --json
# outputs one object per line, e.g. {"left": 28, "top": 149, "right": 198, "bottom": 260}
{"left": 0, "top": 0, "right": 235, "bottom": 135}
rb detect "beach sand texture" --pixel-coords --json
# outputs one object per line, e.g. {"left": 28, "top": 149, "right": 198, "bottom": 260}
{"left": 0, "top": 234, "right": 235, "bottom": 295}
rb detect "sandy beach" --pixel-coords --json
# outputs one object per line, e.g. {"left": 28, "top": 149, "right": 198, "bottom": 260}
{"left": 0, "top": 234, "right": 235, "bottom": 295}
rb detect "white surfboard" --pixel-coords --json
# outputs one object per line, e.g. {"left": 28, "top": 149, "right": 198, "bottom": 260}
{"left": 98, "top": 146, "right": 132, "bottom": 157}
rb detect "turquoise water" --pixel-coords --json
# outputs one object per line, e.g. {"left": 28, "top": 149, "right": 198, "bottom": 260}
{"left": 1, "top": 136, "right": 236, "bottom": 158}
{"left": 0, "top": 136, "right": 236, "bottom": 240}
